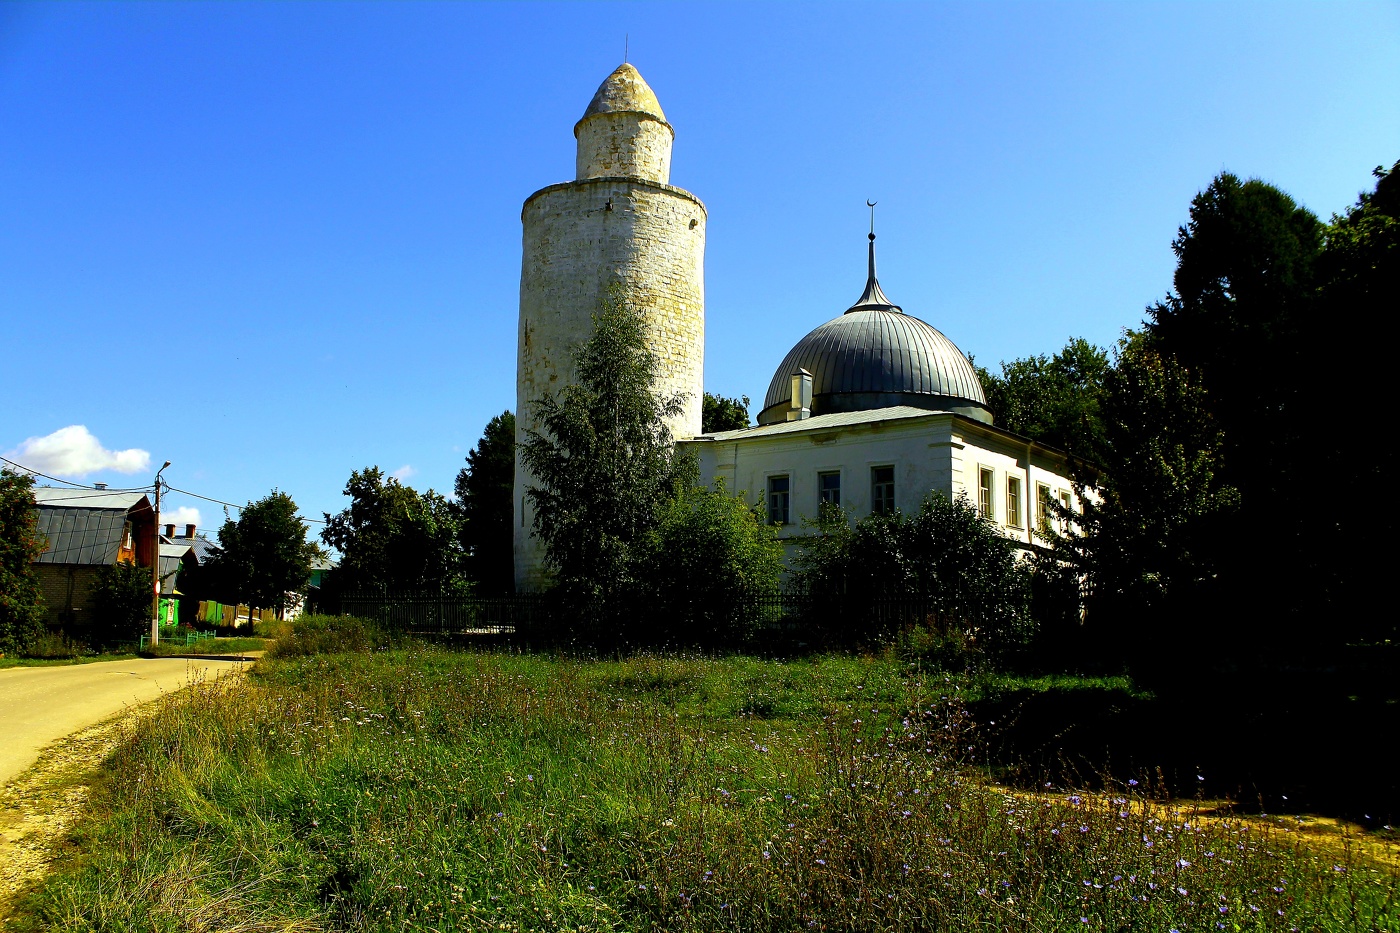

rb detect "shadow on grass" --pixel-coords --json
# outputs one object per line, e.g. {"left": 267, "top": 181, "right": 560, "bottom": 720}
{"left": 972, "top": 652, "right": 1399, "bottom": 827}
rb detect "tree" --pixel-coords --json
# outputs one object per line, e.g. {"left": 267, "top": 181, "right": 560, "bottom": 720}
{"left": 794, "top": 493, "right": 1032, "bottom": 654}
{"left": 1053, "top": 334, "right": 1239, "bottom": 659}
{"left": 518, "top": 283, "right": 693, "bottom": 630}
{"left": 90, "top": 562, "right": 151, "bottom": 646}
{"left": 0, "top": 469, "right": 46, "bottom": 654}
{"left": 638, "top": 480, "right": 784, "bottom": 647}
{"left": 201, "top": 491, "right": 315, "bottom": 614}
{"left": 977, "top": 338, "right": 1110, "bottom": 455}
{"left": 321, "top": 467, "right": 464, "bottom": 593}
{"left": 702, "top": 392, "right": 750, "bottom": 433}
{"left": 1146, "top": 172, "right": 1323, "bottom": 488}
{"left": 454, "top": 410, "right": 516, "bottom": 595}
{"left": 1306, "top": 161, "right": 1398, "bottom": 642}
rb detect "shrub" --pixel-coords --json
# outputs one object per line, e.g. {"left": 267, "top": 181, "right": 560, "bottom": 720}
{"left": 637, "top": 480, "right": 784, "bottom": 649}
{"left": 265, "top": 613, "right": 401, "bottom": 658}
{"left": 90, "top": 562, "right": 152, "bottom": 646}
{"left": 21, "top": 630, "right": 84, "bottom": 659}
{"left": 795, "top": 492, "right": 1032, "bottom": 655}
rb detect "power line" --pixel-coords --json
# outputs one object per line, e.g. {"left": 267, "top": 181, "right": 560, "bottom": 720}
{"left": 163, "top": 484, "right": 327, "bottom": 524}
{"left": 0, "top": 455, "right": 152, "bottom": 492}
{"left": 3, "top": 455, "right": 327, "bottom": 526}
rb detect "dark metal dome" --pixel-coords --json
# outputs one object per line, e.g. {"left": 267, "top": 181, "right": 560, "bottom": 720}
{"left": 757, "top": 231, "right": 991, "bottom": 426}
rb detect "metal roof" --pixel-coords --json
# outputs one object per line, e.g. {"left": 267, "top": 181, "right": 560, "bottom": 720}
{"left": 758, "top": 233, "right": 989, "bottom": 425}
{"left": 688, "top": 406, "right": 950, "bottom": 443}
{"left": 760, "top": 309, "right": 988, "bottom": 418}
{"left": 33, "top": 507, "right": 129, "bottom": 565}
{"left": 32, "top": 487, "right": 153, "bottom": 566}
{"left": 32, "top": 487, "right": 150, "bottom": 510}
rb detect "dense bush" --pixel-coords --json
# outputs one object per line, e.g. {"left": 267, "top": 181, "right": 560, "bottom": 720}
{"left": 635, "top": 480, "right": 784, "bottom": 648}
{"left": 795, "top": 492, "right": 1033, "bottom": 656}
{"left": 90, "top": 561, "right": 152, "bottom": 646}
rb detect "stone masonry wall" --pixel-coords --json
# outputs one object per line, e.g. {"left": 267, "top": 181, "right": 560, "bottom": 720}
{"left": 575, "top": 113, "right": 673, "bottom": 185}
{"left": 514, "top": 176, "right": 706, "bottom": 590}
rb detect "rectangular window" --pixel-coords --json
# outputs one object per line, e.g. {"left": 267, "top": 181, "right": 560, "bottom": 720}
{"left": 978, "top": 467, "right": 994, "bottom": 519}
{"left": 818, "top": 471, "right": 841, "bottom": 507}
{"left": 768, "top": 474, "right": 790, "bottom": 525}
{"left": 1038, "top": 482, "right": 1053, "bottom": 533}
{"left": 871, "top": 466, "right": 895, "bottom": 515}
{"left": 1006, "top": 475, "right": 1022, "bottom": 528}
{"left": 1059, "top": 489, "right": 1073, "bottom": 531}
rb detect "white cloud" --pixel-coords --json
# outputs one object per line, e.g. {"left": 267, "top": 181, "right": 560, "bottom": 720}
{"left": 160, "top": 506, "right": 202, "bottom": 529}
{"left": 391, "top": 464, "right": 417, "bottom": 481}
{"left": 4, "top": 425, "right": 151, "bottom": 478}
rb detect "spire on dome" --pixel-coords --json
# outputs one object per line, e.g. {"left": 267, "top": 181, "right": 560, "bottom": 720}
{"left": 847, "top": 201, "right": 902, "bottom": 313}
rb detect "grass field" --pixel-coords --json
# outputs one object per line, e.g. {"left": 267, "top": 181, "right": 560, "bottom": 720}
{"left": 10, "top": 626, "right": 1398, "bottom": 931}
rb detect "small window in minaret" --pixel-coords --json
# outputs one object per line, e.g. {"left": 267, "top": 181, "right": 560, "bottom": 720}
{"left": 818, "top": 471, "right": 841, "bottom": 507}
{"left": 871, "top": 466, "right": 895, "bottom": 515}
{"left": 768, "top": 475, "right": 790, "bottom": 526}
{"left": 1006, "top": 475, "right": 1023, "bottom": 528}
{"left": 978, "top": 468, "right": 994, "bottom": 520}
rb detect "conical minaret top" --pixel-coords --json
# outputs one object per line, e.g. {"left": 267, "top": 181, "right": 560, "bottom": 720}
{"left": 574, "top": 63, "right": 675, "bottom": 185}
{"left": 847, "top": 202, "right": 902, "bottom": 313}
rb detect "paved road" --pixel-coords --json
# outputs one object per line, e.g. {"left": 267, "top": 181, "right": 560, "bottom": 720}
{"left": 0, "top": 658, "right": 251, "bottom": 787}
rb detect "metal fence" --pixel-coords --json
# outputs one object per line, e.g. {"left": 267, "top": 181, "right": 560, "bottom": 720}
{"left": 334, "top": 591, "right": 947, "bottom": 648}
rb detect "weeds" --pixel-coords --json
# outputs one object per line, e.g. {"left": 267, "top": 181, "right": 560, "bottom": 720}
{"left": 12, "top": 631, "right": 1398, "bottom": 931}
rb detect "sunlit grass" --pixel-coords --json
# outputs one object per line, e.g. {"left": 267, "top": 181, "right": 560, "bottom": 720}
{"left": 12, "top": 637, "right": 1399, "bottom": 932}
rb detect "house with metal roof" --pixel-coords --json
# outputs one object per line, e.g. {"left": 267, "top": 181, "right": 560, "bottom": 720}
{"left": 31, "top": 486, "right": 157, "bottom": 629}
{"left": 680, "top": 230, "right": 1079, "bottom": 560}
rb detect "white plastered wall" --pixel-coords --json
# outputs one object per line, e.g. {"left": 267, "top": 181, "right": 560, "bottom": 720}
{"left": 686, "top": 411, "right": 1077, "bottom": 566}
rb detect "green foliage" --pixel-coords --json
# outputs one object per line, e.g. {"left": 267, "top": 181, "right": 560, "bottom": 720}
{"left": 1309, "top": 161, "right": 1399, "bottom": 642}
{"left": 1056, "top": 336, "right": 1237, "bottom": 652}
{"left": 20, "top": 650, "right": 1395, "bottom": 932}
{"left": 21, "top": 630, "right": 84, "bottom": 660}
{"left": 201, "top": 490, "right": 314, "bottom": 610}
{"left": 976, "top": 337, "right": 1110, "bottom": 455}
{"left": 701, "top": 391, "right": 750, "bottom": 432}
{"left": 90, "top": 561, "right": 152, "bottom": 645}
{"left": 638, "top": 480, "right": 784, "bottom": 647}
{"left": 0, "top": 468, "right": 46, "bottom": 655}
{"left": 518, "top": 283, "right": 694, "bottom": 629}
{"left": 264, "top": 612, "right": 400, "bottom": 658}
{"left": 453, "top": 410, "right": 516, "bottom": 595}
{"left": 321, "top": 467, "right": 465, "bottom": 594}
{"left": 795, "top": 492, "right": 1032, "bottom": 654}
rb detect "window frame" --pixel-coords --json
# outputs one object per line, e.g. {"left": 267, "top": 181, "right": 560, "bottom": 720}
{"left": 767, "top": 473, "right": 791, "bottom": 526}
{"left": 1006, "top": 474, "right": 1023, "bottom": 529}
{"left": 978, "top": 466, "right": 995, "bottom": 520}
{"left": 818, "top": 470, "right": 841, "bottom": 508}
{"left": 870, "top": 465, "right": 895, "bottom": 516}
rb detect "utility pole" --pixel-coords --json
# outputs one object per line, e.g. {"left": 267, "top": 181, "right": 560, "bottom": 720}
{"left": 151, "top": 460, "right": 171, "bottom": 647}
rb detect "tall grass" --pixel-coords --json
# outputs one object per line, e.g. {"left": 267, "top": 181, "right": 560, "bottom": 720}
{"left": 14, "top": 635, "right": 1398, "bottom": 931}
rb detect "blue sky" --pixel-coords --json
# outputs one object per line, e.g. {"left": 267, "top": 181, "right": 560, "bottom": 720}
{"left": 2, "top": 1, "right": 1397, "bottom": 539}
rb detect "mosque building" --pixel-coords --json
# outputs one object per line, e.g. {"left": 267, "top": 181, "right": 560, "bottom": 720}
{"left": 514, "top": 63, "right": 1076, "bottom": 590}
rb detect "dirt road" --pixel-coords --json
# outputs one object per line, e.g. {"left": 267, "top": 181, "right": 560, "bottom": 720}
{"left": 0, "top": 657, "right": 252, "bottom": 788}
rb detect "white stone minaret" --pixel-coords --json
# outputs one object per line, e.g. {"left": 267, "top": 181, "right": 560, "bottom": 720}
{"left": 514, "top": 63, "right": 707, "bottom": 591}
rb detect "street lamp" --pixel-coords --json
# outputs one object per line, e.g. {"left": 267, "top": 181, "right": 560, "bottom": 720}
{"left": 151, "top": 460, "right": 171, "bottom": 647}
